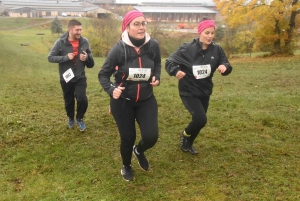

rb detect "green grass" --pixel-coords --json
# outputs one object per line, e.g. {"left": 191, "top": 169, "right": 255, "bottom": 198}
{"left": 1, "top": 18, "right": 300, "bottom": 201}
{"left": 0, "top": 18, "right": 51, "bottom": 29}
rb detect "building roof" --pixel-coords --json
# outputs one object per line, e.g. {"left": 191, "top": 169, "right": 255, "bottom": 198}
{"left": 2, "top": 0, "right": 100, "bottom": 12}
{"left": 8, "top": 6, "right": 34, "bottom": 11}
{"left": 3, "top": 0, "right": 82, "bottom": 7}
{"left": 134, "top": 6, "right": 218, "bottom": 14}
{"left": 114, "top": 0, "right": 215, "bottom": 6}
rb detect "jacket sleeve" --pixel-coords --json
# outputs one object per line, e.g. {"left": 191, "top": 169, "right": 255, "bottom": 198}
{"left": 47, "top": 40, "right": 69, "bottom": 64}
{"left": 218, "top": 46, "right": 232, "bottom": 76}
{"left": 84, "top": 40, "right": 94, "bottom": 68}
{"left": 165, "top": 42, "right": 194, "bottom": 76}
{"left": 98, "top": 43, "right": 120, "bottom": 97}
{"left": 151, "top": 39, "right": 162, "bottom": 82}
{"left": 165, "top": 59, "right": 180, "bottom": 77}
{"left": 165, "top": 45, "right": 184, "bottom": 76}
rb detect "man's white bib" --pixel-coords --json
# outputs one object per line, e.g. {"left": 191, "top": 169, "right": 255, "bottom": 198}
{"left": 63, "top": 68, "right": 75, "bottom": 83}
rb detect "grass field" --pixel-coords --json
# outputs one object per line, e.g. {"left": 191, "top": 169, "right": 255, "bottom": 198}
{"left": 0, "top": 18, "right": 300, "bottom": 201}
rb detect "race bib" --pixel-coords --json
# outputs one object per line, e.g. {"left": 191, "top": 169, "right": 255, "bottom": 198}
{"left": 63, "top": 68, "right": 75, "bottom": 83}
{"left": 193, "top": 64, "right": 211, "bottom": 79}
{"left": 127, "top": 68, "right": 151, "bottom": 81}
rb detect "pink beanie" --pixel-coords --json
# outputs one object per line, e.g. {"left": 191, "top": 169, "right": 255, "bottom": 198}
{"left": 122, "top": 10, "right": 145, "bottom": 32}
{"left": 197, "top": 20, "right": 216, "bottom": 34}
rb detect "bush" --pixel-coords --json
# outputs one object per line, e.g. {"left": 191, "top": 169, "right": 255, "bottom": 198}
{"left": 85, "top": 18, "right": 121, "bottom": 57}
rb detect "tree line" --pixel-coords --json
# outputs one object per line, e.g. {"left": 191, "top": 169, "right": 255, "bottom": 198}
{"left": 51, "top": 1, "right": 299, "bottom": 57}
{"left": 213, "top": 0, "right": 300, "bottom": 56}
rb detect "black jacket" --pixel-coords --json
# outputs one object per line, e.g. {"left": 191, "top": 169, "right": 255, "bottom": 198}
{"left": 48, "top": 32, "right": 94, "bottom": 82}
{"left": 99, "top": 36, "right": 161, "bottom": 102}
{"left": 165, "top": 38, "right": 232, "bottom": 97}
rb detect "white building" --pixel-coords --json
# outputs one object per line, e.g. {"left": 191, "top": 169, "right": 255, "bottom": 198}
{"left": 1, "top": 0, "right": 102, "bottom": 17}
{"left": 91, "top": 0, "right": 220, "bottom": 22}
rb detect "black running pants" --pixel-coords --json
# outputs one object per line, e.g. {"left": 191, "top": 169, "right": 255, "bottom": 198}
{"left": 110, "top": 95, "right": 158, "bottom": 166}
{"left": 180, "top": 96, "right": 210, "bottom": 144}
{"left": 60, "top": 77, "right": 88, "bottom": 120}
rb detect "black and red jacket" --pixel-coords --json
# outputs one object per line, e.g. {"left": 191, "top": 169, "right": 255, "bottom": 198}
{"left": 99, "top": 31, "right": 161, "bottom": 102}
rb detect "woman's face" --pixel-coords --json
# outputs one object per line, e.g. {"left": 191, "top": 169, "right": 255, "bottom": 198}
{"left": 126, "top": 16, "right": 147, "bottom": 40}
{"left": 199, "top": 27, "right": 215, "bottom": 47}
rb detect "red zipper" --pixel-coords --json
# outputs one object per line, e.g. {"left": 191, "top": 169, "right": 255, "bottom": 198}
{"left": 135, "top": 50, "right": 142, "bottom": 102}
{"left": 119, "top": 73, "right": 126, "bottom": 87}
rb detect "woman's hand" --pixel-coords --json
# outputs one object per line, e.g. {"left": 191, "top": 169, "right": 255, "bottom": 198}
{"left": 112, "top": 87, "right": 125, "bottom": 99}
{"left": 176, "top": 71, "right": 186, "bottom": 80}
{"left": 150, "top": 76, "right": 160, "bottom": 86}
{"left": 217, "top": 65, "right": 227, "bottom": 74}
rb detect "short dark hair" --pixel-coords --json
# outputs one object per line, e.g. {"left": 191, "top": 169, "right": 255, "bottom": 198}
{"left": 201, "top": 17, "right": 211, "bottom": 22}
{"left": 68, "top": 20, "right": 82, "bottom": 28}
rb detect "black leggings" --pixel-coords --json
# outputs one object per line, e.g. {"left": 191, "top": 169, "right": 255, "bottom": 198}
{"left": 180, "top": 96, "right": 210, "bottom": 144}
{"left": 110, "top": 95, "right": 158, "bottom": 166}
{"left": 60, "top": 77, "right": 88, "bottom": 120}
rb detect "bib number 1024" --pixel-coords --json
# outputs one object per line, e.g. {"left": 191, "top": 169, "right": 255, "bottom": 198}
{"left": 193, "top": 64, "right": 211, "bottom": 79}
{"left": 133, "top": 74, "right": 146, "bottom": 78}
{"left": 127, "top": 68, "right": 151, "bottom": 81}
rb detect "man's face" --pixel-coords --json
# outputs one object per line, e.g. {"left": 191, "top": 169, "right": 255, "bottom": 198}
{"left": 68, "top": 25, "right": 82, "bottom": 40}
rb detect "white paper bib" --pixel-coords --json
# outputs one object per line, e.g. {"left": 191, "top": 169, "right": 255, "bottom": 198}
{"left": 192, "top": 64, "right": 211, "bottom": 79}
{"left": 127, "top": 68, "right": 151, "bottom": 81}
{"left": 63, "top": 68, "right": 75, "bottom": 83}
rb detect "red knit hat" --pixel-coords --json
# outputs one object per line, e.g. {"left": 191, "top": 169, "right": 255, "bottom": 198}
{"left": 122, "top": 10, "right": 145, "bottom": 32}
{"left": 197, "top": 20, "right": 216, "bottom": 34}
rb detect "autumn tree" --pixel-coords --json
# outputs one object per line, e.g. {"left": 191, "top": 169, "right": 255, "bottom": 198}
{"left": 213, "top": 0, "right": 300, "bottom": 55}
{"left": 234, "top": 30, "right": 255, "bottom": 56}
{"left": 50, "top": 16, "right": 63, "bottom": 35}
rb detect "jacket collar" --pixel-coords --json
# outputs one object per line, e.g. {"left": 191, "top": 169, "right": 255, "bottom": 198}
{"left": 121, "top": 30, "right": 150, "bottom": 49}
